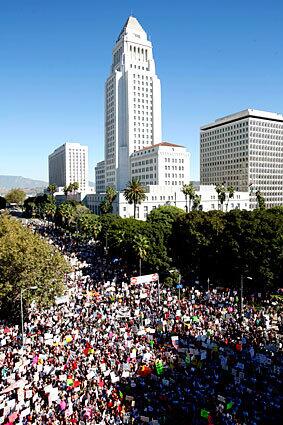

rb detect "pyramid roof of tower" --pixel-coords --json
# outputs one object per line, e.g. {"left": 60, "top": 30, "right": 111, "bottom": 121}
{"left": 117, "top": 16, "right": 146, "bottom": 41}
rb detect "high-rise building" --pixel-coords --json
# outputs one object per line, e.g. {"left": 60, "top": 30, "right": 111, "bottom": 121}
{"left": 130, "top": 142, "right": 190, "bottom": 187}
{"left": 104, "top": 16, "right": 162, "bottom": 191}
{"left": 49, "top": 142, "right": 88, "bottom": 192}
{"left": 95, "top": 160, "right": 106, "bottom": 194}
{"left": 200, "top": 109, "right": 283, "bottom": 208}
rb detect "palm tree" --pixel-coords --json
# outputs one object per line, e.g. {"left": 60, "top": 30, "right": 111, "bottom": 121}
{"left": 99, "top": 199, "right": 111, "bottom": 215}
{"left": 70, "top": 182, "right": 79, "bottom": 197}
{"left": 225, "top": 186, "right": 235, "bottom": 212}
{"left": 78, "top": 213, "right": 101, "bottom": 240}
{"left": 43, "top": 203, "right": 56, "bottom": 224}
{"left": 192, "top": 194, "right": 201, "bottom": 210}
{"left": 28, "top": 202, "right": 37, "bottom": 217}
{"left": 133, "top": 234, "right": 150, "bottom": 276}
{"left": 114, "top": 230, "right": 126, "bottom": 249}
{"left": 72, "top": 182, "right": 79, "bottom": 193}
{"left": 215, "top": 183, "right": 226, "bottom": 211}
{"left": 105, "top": 186, "right": 117, "bottom": 212}
{"left": 63, "top": 185, "right": 69, "bottom": 199}
{"left": 47, "top": 183, "right": 57, "bottom": 201}
{"left": 58, "top": 203, "right": 74, "bottom": 228}
{"left": 124, "top": 178, "right": 146, "bottom": 219}
{"left": 182, "top": 183, "right": 196, "bottom": 212}
{"left": 255, "top": 190, "right": 265, "bottom": 210}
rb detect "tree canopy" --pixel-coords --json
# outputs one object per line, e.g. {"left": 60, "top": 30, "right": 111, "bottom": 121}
{"left": 0, "top": 196, "right": 7, "bottom": 209}
{"left": 18, "top": 193, "right": 283, "bottom": 292}
{"left": 171, "top": 208, "right": 283, "bottom": 289}
{"left": 0, "top": 214, "right": 69, "bottom": 312}
{"left": 5, "top": 188, "right": 26, "bottom": 206}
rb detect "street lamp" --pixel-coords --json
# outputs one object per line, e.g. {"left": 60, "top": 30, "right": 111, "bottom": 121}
{"left": 104, "top": 232, "right": 108, "bottom": 256}
{"left": 20, "top": 286, "right": 38, "bottom": 346}
{"left": 239, "top": 275, "right": 252, "bottom": 317}
{"left": 170, "top": 269, "right": 182, "bottom": 301}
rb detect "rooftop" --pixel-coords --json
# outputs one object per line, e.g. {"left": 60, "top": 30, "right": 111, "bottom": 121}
{"left": 133, "top": 142, "right": 185, "bottom": 154}
{"left": 201, "top": 109, "right": 283, "bottom": 130}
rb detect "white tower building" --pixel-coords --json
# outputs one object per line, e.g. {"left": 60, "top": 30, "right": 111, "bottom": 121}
{"left": 104, "top": 16, "right": 162, "bottom": 191}
{"left": 48, "top": 142, "right": 88, "bottom": 192}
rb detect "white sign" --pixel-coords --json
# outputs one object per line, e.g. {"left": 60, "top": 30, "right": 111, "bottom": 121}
{"left": 55, "top": 295, "right": 69, "bottom": 305}
{"left": 130, "top": 273, "right": 159, "bottom": 285}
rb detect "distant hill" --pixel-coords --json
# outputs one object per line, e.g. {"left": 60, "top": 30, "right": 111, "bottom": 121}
{"left": 0, "top": 176, "right": 95, "bottom": 195}
{"left": 0, "top": 175, "right": 48, "bottom": 191}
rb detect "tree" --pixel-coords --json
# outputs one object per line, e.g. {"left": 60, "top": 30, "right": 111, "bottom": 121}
{"left": 192, "top": 194, "right": 201, "bottom": 210}
{"left": 226, "top": 186, "right": 235, "bottom": 212}
{"left": 106, "top": 186, "right": 117, "bottom": 212}
{"left": 215, "top": 183, "right": 226, "bottom": 211}
{"left": 171, "top": 210, "right": 225, "bottom": 284}
{"left": 72, "top": 182, "right": 79, "bottom": 193}
{"left": 63, "top": 185, "right": 69, "bottom": 198}
{"left": 0, "top": 196, "right": 6, "bottom": 209}
{"left": 58, "top": 202, "right": 75, "bottom": 228}
{"left": 0, "top": 214, "right": 69, "bottom": 315}
{"left": 133, "top": 234, "right": 150, "bottom": 275}
{"left": 170, "top": 208, "right": 283, "bottom": 290}
{"left": 99, "top": 187, "right": 118, "bottom": 214}
{"left": 146, "top": 206, "right": 185, "bottom": 267}
{"left": 182, "top": 183, "right": 196, "bottom": 212}
{"left": 124, "top": 178, "right": 146, "bottom": 219}
{"left": 42, "top": 202, "right": 56, "bottom": 223}
{"left": 255, "top": 190, "right": 265, "bottom": 210}
{"left": 5, "top": 188, "right": 26, "bottom": 207}
{"left": 99, "top": 199, "right": 112, "bottom": 215}
{"left": 24, "top": 197, "right": 37, "bottom": 217}
{"left": 47, "top": 183, "right": 57, "bottom": 200}
{"left": 106, "top": 186, "right": 117, "bottom": 203}
{"left": 99, "top": 214, "right": 123, "bottom": 254}
{"left": 78, "top": 213, "right": 101, "bottom": 240}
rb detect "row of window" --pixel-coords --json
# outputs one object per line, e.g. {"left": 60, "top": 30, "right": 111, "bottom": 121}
{"left": 134, "top": 174, "right": 156, "bottom": 180}
{"left": 164, "top": 165, "right": 185, "bottom": 170}
{"left": 133, "top": 80, "right": 152, "bottom": 86}
{"left": 164, "top": 181, "right": 184, "bottom": 185}
{"left": 132, "top": 167, "right": 156, "bottom": 173}
{"left": 250, "top": 120, "right": 283, "bottom": 128}
{"left": 165, "top": 173, "right": 185, "bottom": 178}
{"left": 132, "top": 159, "right": 156, "bottom": 165}
{"left": 129, "top": 45, "right": 148, "bottom": 60}
{"left": 130, "top": 64, "right": 149, "bottom": 71}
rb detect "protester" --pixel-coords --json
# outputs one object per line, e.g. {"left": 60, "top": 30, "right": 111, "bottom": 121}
{"left": 0, "top": 222, "right": 282, "bottom": 425}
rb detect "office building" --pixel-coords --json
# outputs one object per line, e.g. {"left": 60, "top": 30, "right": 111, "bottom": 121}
{"left": 86, "top": 185, "right": 249, "bottom": 219}
{"left": 200, "top": 109, "right": 283, "bottom": 208}
{"left": 48, "top": 142, "right": 88, "bottom": 192}
{"left": 130, "top": 142, "right": 190, "bottom": 187}
{"left": 95, "top": 160, "right": 106, "bottom": 194}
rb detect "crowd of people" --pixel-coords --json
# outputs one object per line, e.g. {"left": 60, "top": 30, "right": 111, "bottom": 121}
{"left": 0, "top": 222, "right": 282, "bottom": 424}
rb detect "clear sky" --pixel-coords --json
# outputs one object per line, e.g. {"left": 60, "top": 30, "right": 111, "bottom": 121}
{"left": 0, "top": 0, "right": 282, "bottom": 182}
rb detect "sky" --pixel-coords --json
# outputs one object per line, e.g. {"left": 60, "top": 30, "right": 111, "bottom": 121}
{"left": 0, "top": 0, "right": 282, "bottom": 182}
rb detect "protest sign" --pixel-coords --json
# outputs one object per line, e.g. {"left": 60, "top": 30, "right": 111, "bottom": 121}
{"left": 130, "top": 273, "right": 159, "bottom": 285}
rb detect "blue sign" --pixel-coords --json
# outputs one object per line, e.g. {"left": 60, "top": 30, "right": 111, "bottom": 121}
{"left": 176, "top": 284, "right": 183, "bottom": 289}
